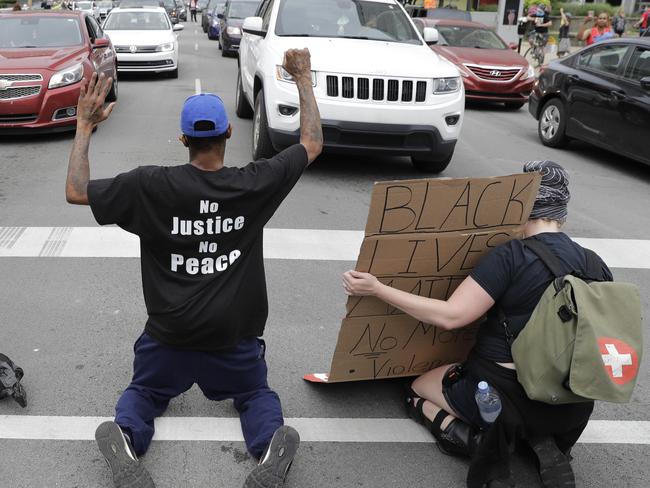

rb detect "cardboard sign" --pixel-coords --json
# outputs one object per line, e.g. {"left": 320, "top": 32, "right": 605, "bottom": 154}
{"left": 304, "top": 173, "right": 540, "bottom": 384}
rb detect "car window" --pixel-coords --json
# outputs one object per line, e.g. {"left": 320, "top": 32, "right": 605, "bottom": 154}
{"left": 256, "top": 0, "right": 268, "bottom": 16}
{"left": 0, "top": 16, "right": 83, "bottom": 48}
{"left": 261, "top": 0, "right": 274, "bottom": 29}
{"left": 88, "top": 15, "right": 104, "bottom": 38}
{"left": 226, "top": 0, "right": 258, "bottom": 18}
{"left": 434, "top": 25, "right": 507, "bottom": 49}
{"left": 624, "top": 47, "right": 650, "bottom": 82}
{"left": 576, "top": 44, "right": 629, "bottom": 76}
{"left": 276, "top": 0, "right": 421, "bottom": 44}
{"left": 85, "top": 16, "right": 98, "bottom": 40}
{"left": 104, "top": 11, "right": 171, "bottom": 30}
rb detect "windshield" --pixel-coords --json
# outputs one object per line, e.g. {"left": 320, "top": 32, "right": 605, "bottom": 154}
{"left": 76, "top": 1, "right": 92, "bottom": 9}
{"left": 226, "top": 1, "right": 257, "bottom": 19}
{"left": 276, "top": 0, "right": 420, "bottom": 44}
{"left": 98, "top": 1, "right": 113, "bottom": 6}
{"left": 0, "top": 16, "right": 83, "bottom": 48}
{"left": 104, "top": 11, "right": 171, "bottom": 30}
{"left": 435, "top": 25, "right": 507, "bottom": 49}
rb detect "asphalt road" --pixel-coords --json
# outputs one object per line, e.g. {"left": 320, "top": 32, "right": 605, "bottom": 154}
{"left": 1, "top": 24, "right": 649, "bottom": 488}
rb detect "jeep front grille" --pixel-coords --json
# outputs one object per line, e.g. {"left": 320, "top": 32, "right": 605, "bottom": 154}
{"left": 325, "top": 75, "right": 428, "bottom": 103}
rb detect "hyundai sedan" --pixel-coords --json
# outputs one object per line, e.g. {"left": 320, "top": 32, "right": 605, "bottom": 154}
{"left": 0, "top": 11, "right": 117, "bottom": 133}
{"left": 529, "top": 38, "right": 650, "bottom": 166}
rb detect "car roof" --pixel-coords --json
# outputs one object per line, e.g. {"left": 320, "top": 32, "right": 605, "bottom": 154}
{"left": 0, "top": 10, "right": 85, "bottom": 18}
{"left": 413, "top": 18, "right": 489, "bottom": 29}
{"left": 110, "top": 6, "right": 167, "bottom": 12}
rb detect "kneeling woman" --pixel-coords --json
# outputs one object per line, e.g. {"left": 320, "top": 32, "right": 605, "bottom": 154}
{"left": 343, "top": 161, "right": 612, "bottom": 488}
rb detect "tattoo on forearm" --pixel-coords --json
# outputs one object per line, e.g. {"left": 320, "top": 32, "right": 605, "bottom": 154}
{"left": 66, "top": 128, "right": 91, "bottom": 202}
{"left": 296, "top": 79, "right": 323, "bottom": 149}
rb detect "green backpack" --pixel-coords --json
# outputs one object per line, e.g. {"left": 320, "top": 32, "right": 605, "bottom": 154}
{"left": 508, "top": 239, "right": 643, "bottom": 405}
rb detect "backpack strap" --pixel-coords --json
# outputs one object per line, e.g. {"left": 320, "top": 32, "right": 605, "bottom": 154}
{"left": 522, "top": 238, "right": 567, "bottom": 278}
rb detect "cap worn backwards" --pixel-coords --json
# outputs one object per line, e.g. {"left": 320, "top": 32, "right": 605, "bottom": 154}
{"left": 181, "top": 93, "right": 229, "bottom": 138}
{"left": 523, "top": 160, "right": 570, "bottom": 222}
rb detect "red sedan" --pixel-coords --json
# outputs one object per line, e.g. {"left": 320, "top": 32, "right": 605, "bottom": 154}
{"left": 0, "top": 11, "right": 117, "bottom": 133}
{"left": 413, "top": 18, "right": 535, "bottom": 109}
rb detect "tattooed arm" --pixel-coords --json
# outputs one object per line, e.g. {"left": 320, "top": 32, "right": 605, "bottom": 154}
{"left": 65, "top": 73, "right": 115, "bottom": 205}
{"left": 282, "top": 48, "right": 322, "bottom": 164}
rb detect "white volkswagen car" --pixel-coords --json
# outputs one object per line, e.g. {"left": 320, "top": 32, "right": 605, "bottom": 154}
{"left": 237, "top": 0, "right": 464, "bottom": 172}
{"left": 103, "top": 7, "right": 183, "bottom": 78}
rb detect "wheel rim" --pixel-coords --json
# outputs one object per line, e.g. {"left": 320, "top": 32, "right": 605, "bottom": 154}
{"left": 253, "top": 102, "right": 261, "bottom": 152}
{"left": 540, "top": 105, "right": 560, "bottom": 140}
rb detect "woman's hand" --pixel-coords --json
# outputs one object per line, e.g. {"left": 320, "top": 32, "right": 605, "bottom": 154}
{"left": 342, "top": 270, "right": 381, "bottom": 297}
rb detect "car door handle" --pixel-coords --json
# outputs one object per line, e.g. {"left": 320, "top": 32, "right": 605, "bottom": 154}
{"left": 610, "top": 90, "right": 627, "bottom": 100}
{"left": 567, "top": 74, "right": 580, "bottom": 83}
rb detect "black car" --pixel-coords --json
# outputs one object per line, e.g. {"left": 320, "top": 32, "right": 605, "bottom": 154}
{"left": 529, "top": 38, "right": 650, "bottom": 166}
{"left": 200, "top": 0, "right": 213, "bottom": 32}
{"left": 218, "top": 0, "right": 258, "bottom": 57}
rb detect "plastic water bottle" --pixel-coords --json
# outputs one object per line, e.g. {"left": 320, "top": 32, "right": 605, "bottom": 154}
{"left": 475, "top": 381, "right": 502, "bottom": 425}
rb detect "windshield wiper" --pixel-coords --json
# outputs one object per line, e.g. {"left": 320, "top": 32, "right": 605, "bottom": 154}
{"left": 339, "top": 35, "right": 369, "bottom": 40}
{"left": 16, "top": 45, "right": 39, "bottom": 48}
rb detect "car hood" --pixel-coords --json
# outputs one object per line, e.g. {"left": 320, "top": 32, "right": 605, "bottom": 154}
{"left": 431, "top": 45, "right": 528, "bottom": 68}
{"left": 0, "top": 46, "right": 87, "bottom": 71}
{"left": 267, "top": 36, "right": 457, "bottom": 78}
{"left": 105, "top": 30, "right": 174, "bottom": 46}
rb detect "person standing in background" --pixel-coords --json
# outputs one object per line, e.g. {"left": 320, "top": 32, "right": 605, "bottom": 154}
{"left": 635, "top": 6, "right": 649, "bottom": 36}
{"left": 612, "top": 8, "right": 626, "bottom": 37}
{"left": 190, "top": 0, "right": 197, "bottom": 22}
{"left": 557, "top": 8, "right": 571, "bottom": 57}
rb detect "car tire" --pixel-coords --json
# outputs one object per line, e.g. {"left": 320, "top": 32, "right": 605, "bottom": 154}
{"left": 410, "top": 153, "right": 453, "bottom": 174}
{"left": 221, "top": 46, "right": 228, "bottom": 57}
{"left": 168, "top": 67, "right": 179, "bottom": 79}
{"left": 504, "top": 101, "right": 525, "bottom": 110}
{"left": 202, "top": 23, "right": 207, "bottom": 33}
{"left": 235, "top": 70, "right": 253, "bottom": 119}
{"left": 538, "top": 98, "right": 569, "bottom": 148}
{"left": 252, "top": 91, "right": 275, "bottom": 160}
{"left": 218, "top": 39, "right": 222, "bottom": 50}
{"left": 106, "top": 68, "right": 118, "bottom": 102}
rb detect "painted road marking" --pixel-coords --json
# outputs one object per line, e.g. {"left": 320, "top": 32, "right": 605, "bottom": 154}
{"left": 195, "top": 42, "right": 199, "bottom": 51}
{"left": 0, "top": 227, "right": 650, "bottom": 268}
{"left": 0, "top": 416, "right": 648, "bottom": 445}
{"left": 195, "top": 78, "right": 201, "bottom": 95}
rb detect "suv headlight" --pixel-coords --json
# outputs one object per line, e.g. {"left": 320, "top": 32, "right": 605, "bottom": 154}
{"left": 226, "top": 26, "right": 241, "bottom": 35}
{"left": 432, "top": 77, "right": 461, "bottom": 94}
{"left": 156, "top": 42, "right": 174, "bottom": 52}
{"left": 521, "top": 64, "right": 535, "bottom": 80}
{"left": 48, "top": 63, "right": 84, "bottom": 89}
{"left": 275, "top": 66, "right": 317, "bottom": 86}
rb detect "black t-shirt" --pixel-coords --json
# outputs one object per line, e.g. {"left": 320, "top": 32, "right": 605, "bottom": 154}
{"left": 88, "top": 144, "right": 309, "bottom": 351}
{"left": 534, "top": 13, "right": 550, "bottom": 33}
{"left": 470, "top": 232, "right": 612, "bottom": 362}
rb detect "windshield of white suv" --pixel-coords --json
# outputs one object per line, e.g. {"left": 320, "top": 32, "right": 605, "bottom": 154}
{"left": 276, "top": 0, "right": 421, "bottom": 44}
{"left": 0, "top": 16, "right": 83, "bottom": 48}
{"left": 436, "top": 25, "right": 507, "bottom": 49}
{"left": 104, "top": 11, "right": 171, "bottom": 30}
{"left": 76, "top": 1, "right": 92, "bottom": 9}
{"left": 226, "top": 1, "right": 258, "bottom": 19}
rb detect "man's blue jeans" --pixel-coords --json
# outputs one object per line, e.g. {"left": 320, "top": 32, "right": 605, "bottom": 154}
{"left": 115, "top": 332, "right": 283, "bottom": 459}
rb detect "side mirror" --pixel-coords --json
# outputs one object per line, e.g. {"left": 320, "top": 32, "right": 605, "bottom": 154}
{"left": 641, "top": 76, "right": 650, "bottom": 91}
{"left": 508, "top": 42, "right": 518, "bottom": 50}
{"left": 93, "top": 37, "right": 110, "bottom": 48}
{"left": 242, "top": 16, "right": 265, "bottom": 36}
{"left": 173, "top": 23, "right": 184, "bottom": 31}
{"left": 423, "top": 26, "right": 438, "bottom": 45}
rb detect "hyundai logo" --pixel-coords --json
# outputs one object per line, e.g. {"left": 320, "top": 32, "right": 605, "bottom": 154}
{"left": 0, "top": 79, "right": 12, "bottom": 91}
{"left": 129, "top": 45, "right": 138, "bottom": 53}
{"left": 490, "top": 70, "right": 502, "bottom": 77}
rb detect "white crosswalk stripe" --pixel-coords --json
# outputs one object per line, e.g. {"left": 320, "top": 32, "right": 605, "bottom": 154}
{"left": 1, "top": 227, "right": 650, "bottom": 268}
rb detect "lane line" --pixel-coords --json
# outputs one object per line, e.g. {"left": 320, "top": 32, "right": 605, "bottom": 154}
{"left": 0, "top": 416, "right": 647, "bottom": 444}
{"left": 195, "top": 78, "right": 201, "bottom": 95}
{"left": 0, "top": 227, "right": 650, "bottom": 268}
{"left": 195, "top": 42, "right": 199, "bottom": 51}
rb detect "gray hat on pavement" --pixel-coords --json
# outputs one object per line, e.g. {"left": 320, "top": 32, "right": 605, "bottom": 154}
{"left": 523, "top": 160, "right": 570, "bottom": 222}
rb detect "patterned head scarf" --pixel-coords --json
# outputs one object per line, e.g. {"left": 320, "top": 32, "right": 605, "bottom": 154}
{"left": 523, "top": 160, "right": 570, "bottom": 222}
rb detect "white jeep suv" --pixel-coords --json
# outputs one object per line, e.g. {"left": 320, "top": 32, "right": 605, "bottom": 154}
{"left": 236, "top": 0, "right": 464, "bottom": 173}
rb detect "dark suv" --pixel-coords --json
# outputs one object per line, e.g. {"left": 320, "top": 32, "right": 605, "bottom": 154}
{"left": 218, "top": 0, "right": 258, "bottom": 56}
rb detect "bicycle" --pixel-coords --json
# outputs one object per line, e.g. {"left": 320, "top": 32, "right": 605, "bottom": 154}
{"left": 524, "top": 32, "right": 547, "bottom": 68}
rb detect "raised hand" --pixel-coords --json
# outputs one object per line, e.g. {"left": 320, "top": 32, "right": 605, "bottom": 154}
{"left": 77, "top": 72, "right": 115, "bottom": 129}
{"left": 282, "top": 48, "right": 312, "bottom": 83}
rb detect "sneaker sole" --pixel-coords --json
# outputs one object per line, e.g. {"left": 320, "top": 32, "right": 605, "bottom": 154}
{"left": 243, "top": 426, "right": 300, "bottom": 488}
{"left": 95, "top": 421, "right": 155, "bottom": 488}
{"left": 531, "top": 437, "right": 575, "bottom": 488}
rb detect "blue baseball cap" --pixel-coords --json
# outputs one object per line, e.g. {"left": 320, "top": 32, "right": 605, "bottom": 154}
{"left": 181, "top": 93, "right": 229, "bottom": 138}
